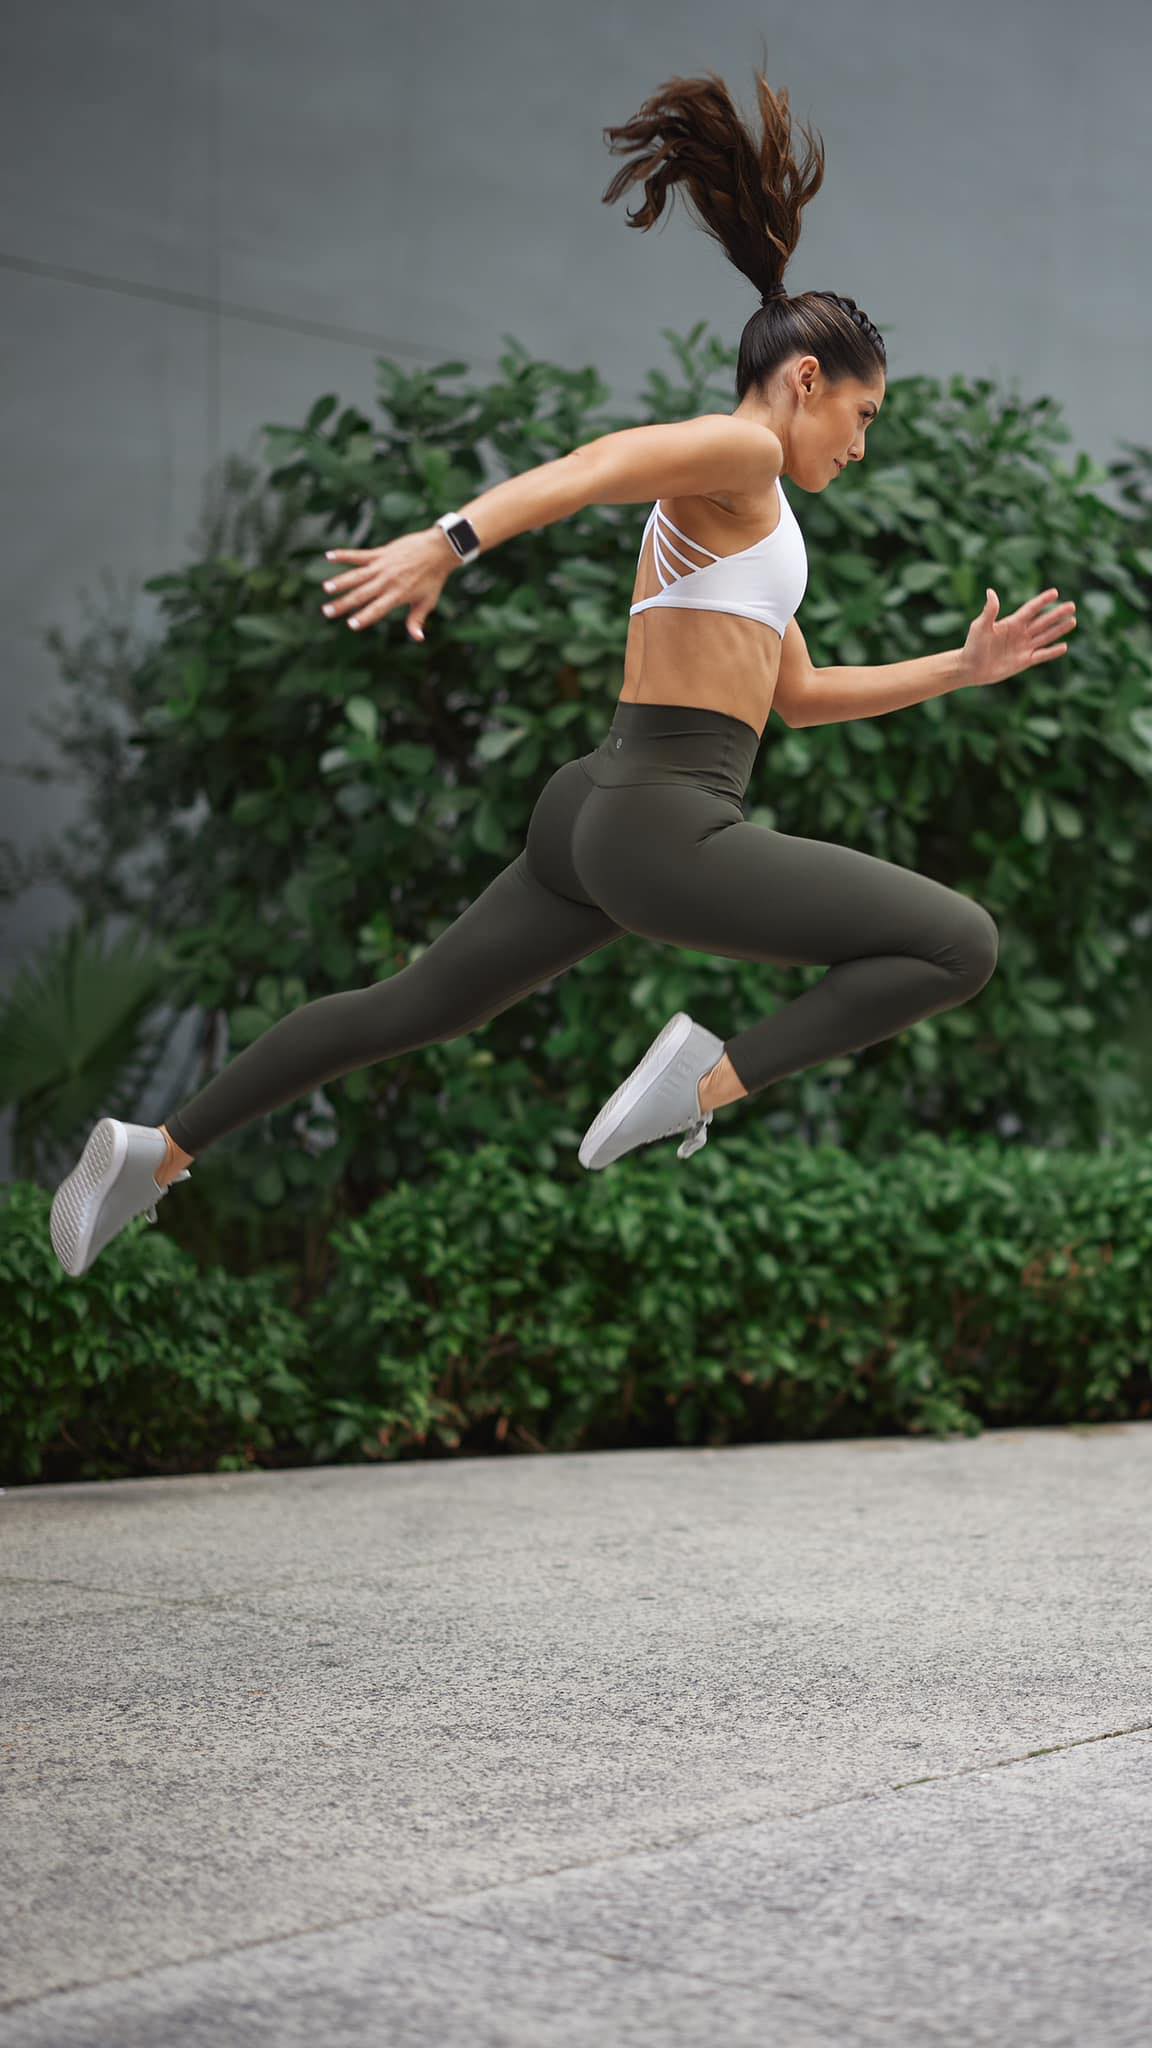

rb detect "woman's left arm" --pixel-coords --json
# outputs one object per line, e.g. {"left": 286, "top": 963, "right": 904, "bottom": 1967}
{"left": 774, "top": 588, "right": 1077, "bottom": 730}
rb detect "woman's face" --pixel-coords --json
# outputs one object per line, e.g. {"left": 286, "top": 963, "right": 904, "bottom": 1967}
{"left": 739, "top": 357, "right": 885, "bottom": 491}
{"left": 792, "top": 366, "right": 885, "bottom": 491}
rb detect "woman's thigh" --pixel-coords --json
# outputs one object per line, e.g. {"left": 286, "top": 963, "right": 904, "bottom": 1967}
{"left": 571, "top": 780, "right": 998, "bottom": 977}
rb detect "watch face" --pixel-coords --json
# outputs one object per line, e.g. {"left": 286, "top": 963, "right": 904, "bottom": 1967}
{"left": 448, "top": 518, "right": 478, "bottom": 554}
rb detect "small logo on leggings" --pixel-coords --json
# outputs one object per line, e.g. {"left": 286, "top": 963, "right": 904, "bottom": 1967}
{"left": 615, "top": 737, "right": 623, "bottom": 749}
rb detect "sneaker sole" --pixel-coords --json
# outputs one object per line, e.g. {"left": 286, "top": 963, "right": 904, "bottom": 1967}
{"left": 579, "top": 1012, "right": 695, "bottom": 1171}
{"left": 50, "top": 1118, "right": 151, "bottom": 1279}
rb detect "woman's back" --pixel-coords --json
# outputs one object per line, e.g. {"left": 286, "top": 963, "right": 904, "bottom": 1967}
{"left": 620, "top": 478, "right": 802, "bottom": 738}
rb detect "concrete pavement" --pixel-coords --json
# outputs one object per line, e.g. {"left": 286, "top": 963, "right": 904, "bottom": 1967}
{"left": 3, "top": 1424, "right": 1151, "bottom": 2045}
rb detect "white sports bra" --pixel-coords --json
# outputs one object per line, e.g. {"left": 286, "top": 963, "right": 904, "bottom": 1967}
{"left": 629, "top": 477, "right": 808, "bottom": 637}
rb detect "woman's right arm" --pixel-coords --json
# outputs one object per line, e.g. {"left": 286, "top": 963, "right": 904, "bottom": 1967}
{"left": 456, "top": 412, "right": 784, "bottom": 551}
{"left": 321, "top": 414, "right": 783, "bottom": 641}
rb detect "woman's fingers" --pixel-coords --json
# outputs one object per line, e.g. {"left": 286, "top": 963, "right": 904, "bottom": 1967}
{"left": 322, "top": 566, "right": 374, "bottom": 594}
{"left": 324, "top": 576, "right": 419, "bottom": 631}
{"left": 1016, "top": 588, "right": 1079, "bottom": 628}
{"left": 345, "top": 585, "right": 396, "bottom": 630}
{"left": 1015, "top": 587, "right": 1060, "bottom": 620}
{"left": 344, "top": 588, "right": 405, "bottom": 632}
{"left": 322, "top": 551, "right": 385, "bottom": 602}
{"left": 322, "top": 586, "right": 386, "bottom": 621}
{"left": 1028, "top": 609, "right": 1076, "bottom": 662}
{"left": 1011, "top": 600, "right": 1075, "bottom": 644}
{"left": 322, "top": 573, "right": 440, "bottom": 633}
{"left": 1034, "top": 607, "right": 1077, "bottom": 645}
{"left": 322, "top": 578, "right": 389, "bottom": 620}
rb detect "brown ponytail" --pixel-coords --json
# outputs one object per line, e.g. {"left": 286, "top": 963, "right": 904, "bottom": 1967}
{"left": 602, "top": 66, "right": 823, "bottom": 300}
{"left": 602, "top": 59, "right": 886, "bottom": 400}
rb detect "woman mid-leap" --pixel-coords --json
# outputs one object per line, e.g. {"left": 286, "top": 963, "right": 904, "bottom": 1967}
{"left": 50, "top": 65, "right": 1075, "bottom": 1278}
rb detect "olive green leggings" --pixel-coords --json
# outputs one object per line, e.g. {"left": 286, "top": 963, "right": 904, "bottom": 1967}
{"left": 163, "top": 701, "right": 998, "bottom": 1156}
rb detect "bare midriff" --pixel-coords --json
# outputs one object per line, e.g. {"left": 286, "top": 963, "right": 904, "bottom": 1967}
{"left": 616, "top": 484, "right": 785, "bottom": 741}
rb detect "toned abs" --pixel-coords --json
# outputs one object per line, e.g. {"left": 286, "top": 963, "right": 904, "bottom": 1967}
{"left": 617, "top": 484, "right": 786, "bottom": 741}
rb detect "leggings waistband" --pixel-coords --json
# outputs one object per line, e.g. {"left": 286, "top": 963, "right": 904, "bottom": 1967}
{"left": 582, "top": 700, "right": 761, "bottom": 804}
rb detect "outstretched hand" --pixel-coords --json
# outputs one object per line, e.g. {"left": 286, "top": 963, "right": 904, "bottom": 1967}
{"left": 960, "top": 586, "right": 1077, "bottom": 689}
{"left": 320, "top": 528, "right": 455, "bottom": 644}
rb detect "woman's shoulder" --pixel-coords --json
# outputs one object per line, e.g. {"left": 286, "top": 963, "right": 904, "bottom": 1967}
{"left": 658, "top": 477, "right": 783, "bottom": 549}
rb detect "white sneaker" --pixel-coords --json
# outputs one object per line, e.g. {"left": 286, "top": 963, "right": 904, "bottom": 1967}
{"left": 50, "top": 1118, "right": 192, "bottom": 1279}
{"left": 578, "top": 1012, "right": 728, "bottom": 1171}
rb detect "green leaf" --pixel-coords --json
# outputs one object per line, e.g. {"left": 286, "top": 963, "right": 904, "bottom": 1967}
{"left": 306, "top": 394, "right": 339, "bottom": 431}
{"left": 234, "top": 616, "right": 302, "bottom": 644}
{"left": 832, "top": 554, "right": 876, "bottom": 586}
{"left": 1021, "top": 792, "right": 1048, "bottom": 844}
{"left": 1049, "top": 798, "right": 1083, "bottom": 839}
{"left": 475, "top": 725, "right": 529, "bottom": 763}
{"left": 377, "top": 492, "right": 420, "bottom": 523}
{"left": 345, "top": 696, "right": 379, "bottom": 740}
{"left": 261, "top": 427, "right": 307, "bottom": 460}
{"left": 472, "top": 799, "right": 509, "bottom": 855}
{"left": 387, "top": 741, "right": 436, "bottom": 774}
{"left": 230, "top": 1004, "right": 275, "bottom": 1044}
{"left": 899, "top": 561, "right": 948, "bottom": 593}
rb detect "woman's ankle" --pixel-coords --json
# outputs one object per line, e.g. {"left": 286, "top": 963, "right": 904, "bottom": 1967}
{"left": 697, "top": 1054, "right": 748, "bottom": 1114}
{"left": 156, "top": 1123, "right": 195, "bottom": 1185}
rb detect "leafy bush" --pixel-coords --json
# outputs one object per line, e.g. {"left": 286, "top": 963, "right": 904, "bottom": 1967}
{"left": 0, "top": 1181, "right": 313, "bottom": 1481}
{"left": 302, "top": 1129, "right": 1152, "bottom": 1456}
{"left": 2, "top": 329, "right": 1151, "bottom": 1286}
{"left": 4, "top": 1128, "right": 1150, "bottom": 1482}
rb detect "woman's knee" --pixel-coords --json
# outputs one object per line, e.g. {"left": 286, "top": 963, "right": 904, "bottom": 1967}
{"left": 959, "top": 902, "right": 1000, "bottom": 992}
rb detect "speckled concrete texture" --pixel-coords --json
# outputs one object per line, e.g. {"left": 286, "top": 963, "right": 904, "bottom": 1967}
{"left": 3, "top": 1425, "right": 1151, "bottom": 2045}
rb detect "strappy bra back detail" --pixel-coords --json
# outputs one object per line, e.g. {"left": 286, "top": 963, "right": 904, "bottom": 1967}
{"left": 628, "top": 476, "right": 808, "bottom": 637}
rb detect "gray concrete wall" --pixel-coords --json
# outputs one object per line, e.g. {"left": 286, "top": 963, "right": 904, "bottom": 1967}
{"left": 2, "top": 0, "right": 1149, "bottom": 1179}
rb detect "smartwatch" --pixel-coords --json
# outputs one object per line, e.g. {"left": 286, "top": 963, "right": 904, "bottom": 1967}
{"left": 435, "top": 511, "right": 482, "bottom": 564}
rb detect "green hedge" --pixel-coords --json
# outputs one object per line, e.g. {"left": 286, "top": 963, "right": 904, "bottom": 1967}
{"left": 4, "top": 1130, "right": 1151, "bottom": 1482}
